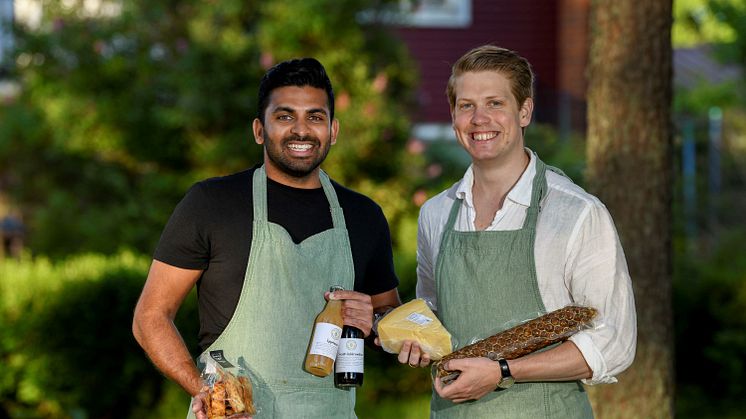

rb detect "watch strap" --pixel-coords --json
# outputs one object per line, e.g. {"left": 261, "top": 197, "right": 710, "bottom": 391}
{"left": 498, "top": 358, "right": 512, "bottom": 379}
{"left": 372, "top": 307, "right": 394, "bottom": 335}
{"left": 495, "top": 358, "right": 515, "bottom": 390}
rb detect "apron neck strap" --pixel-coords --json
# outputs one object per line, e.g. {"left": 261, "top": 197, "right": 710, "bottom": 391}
{"left": 319, "top": 170, "right": 347, "bottom": 229}
{"left": 252, "top": 166, "right": 347, "bottom": 229}
{"left": 525, "top": 157, "right": 548, "bottom": 226}
{"left": 444, "top": 195, "right": 462, "bottom": 232}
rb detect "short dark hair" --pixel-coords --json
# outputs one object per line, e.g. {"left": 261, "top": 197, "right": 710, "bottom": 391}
{"left": 446, "top": 45, "right": 534, "bottom": 110}
{"left": 257, "top": 58, "right": 335, "bottom": 123}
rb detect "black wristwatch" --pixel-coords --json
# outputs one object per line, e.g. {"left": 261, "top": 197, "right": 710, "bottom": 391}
{"left": 496, "top": 359, "right": 515, "bottom": 390}
{"left": 372, "top": 308, "right": 393, "bottom": 335}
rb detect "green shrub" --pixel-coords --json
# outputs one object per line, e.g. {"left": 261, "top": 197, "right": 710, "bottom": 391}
{"left": 0, "top": 251, "right": 435, "bottom": 418}
{"left": 0, "top": 252, "right": 199, "bottom": 418}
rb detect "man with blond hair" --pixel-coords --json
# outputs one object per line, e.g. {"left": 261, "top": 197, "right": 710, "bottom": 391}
{"left": 399, "top": 45, "right": 637, "bottom": 418}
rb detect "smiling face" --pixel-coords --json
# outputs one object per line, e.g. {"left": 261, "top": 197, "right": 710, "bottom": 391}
{"left": 451, "top": 71, "right": 533, "bottom": 166}
{"left": 253, "top": 85, "right": 338, "bottom": 187}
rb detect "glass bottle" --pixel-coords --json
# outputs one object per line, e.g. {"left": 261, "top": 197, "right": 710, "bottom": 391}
{"left": 334, "top": 325, "right": 364, "bottom": 388}
{"left": 304, "top": 285, "right": 344, "bottom": 377}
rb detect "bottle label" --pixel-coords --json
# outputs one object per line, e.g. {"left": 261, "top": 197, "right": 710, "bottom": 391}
{"left": 335, "top": 338, "right": 364, "bottom": 373}
{"left": 309, "top": 322, "right": 343, "bottom": 359}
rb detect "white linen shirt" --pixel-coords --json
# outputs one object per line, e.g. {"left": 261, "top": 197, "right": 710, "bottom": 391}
{"left": 416, "top": 149, "right": 636, "bottom": 385}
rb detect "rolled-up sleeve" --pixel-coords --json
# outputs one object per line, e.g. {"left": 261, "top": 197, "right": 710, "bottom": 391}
{"left": 564, "top": 202, "right": 637, "bottom": 385}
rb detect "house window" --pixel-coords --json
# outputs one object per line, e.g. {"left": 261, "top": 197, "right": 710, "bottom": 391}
{"left": 359, "top": 0, "right": 471, "bottom": 28}
{"left": 398, "top": 0, "right": 472, "bottom": 28}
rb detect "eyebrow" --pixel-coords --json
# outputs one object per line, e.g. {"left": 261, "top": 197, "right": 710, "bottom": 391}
{"left": 271, "top": 106, "right": 329, "bottom": 116}
{"left": 457, "top": 95, "right": 506, "bottom": 102}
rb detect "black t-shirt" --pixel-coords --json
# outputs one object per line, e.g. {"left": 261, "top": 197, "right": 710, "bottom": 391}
{"left": 154, "top": 166, "right": 399, "bottom": 350}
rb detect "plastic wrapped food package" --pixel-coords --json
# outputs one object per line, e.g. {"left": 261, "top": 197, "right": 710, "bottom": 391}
{"left": 377, "top": 299, "right": 453, "bottom": 361}
{"left": 199, "top": 355, "right": 257, "bottom": 418}
{"left": 435, "top": 305, "right": 598, "bottom": 384}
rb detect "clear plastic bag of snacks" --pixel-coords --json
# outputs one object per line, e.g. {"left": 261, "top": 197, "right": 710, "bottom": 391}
{"left": 198, "top": 353, "right": 257, "bottom": 418}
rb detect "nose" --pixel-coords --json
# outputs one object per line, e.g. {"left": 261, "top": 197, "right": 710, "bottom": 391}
{"left": 470, "top": 106, "right": 489, "bottom": 125}
{"left": 290, "top": 118, "right": 310, "bottom": 137}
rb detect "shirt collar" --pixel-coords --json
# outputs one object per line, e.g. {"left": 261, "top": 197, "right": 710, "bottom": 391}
{"left": 455, "top": 148, "right": 537, "bottom": 208}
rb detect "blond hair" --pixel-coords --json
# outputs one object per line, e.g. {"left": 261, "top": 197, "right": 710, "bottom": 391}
{"left": 446, "top": 45, "right": 534, "bottom": 110}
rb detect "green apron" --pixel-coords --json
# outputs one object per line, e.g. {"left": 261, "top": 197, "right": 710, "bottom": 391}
{"left": 431, "top": 158, "right": 593, "bottom": 419}
{"left": 187, "top": 166, "right": 356, "bottom": 419}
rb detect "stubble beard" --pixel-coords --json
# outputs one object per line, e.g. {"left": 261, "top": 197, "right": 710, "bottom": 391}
{"left": 264, "top": 133, "right": 331, "bottom": 178}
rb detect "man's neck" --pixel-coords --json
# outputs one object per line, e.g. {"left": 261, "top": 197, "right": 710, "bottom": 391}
{"left": 471, "top": 149, "right": 530, "bottom": 203}
{"left": 469, "top": 149, "right": 530, "bottom": 230}
{"left": 264, "top": 164, "right": 322, "bottom": 189}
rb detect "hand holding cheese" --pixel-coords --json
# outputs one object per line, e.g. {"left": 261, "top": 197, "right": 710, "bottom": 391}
{"left": 377, "top": 299, "right": 453, "bottom": 361}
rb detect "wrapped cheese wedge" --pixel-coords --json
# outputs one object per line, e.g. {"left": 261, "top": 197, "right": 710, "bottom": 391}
{"left": 377, "top": 299, "right": 453, "bottom": 360}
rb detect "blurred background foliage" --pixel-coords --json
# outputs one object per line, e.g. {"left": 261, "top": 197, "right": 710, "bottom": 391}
{"left": 0, "top": 0, "right": 745, "bottom": 418}
{"left": 672, "top": 1, "right": 746, "bottom": 418}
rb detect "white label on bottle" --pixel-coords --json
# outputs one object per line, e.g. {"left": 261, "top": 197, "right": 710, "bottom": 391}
{"left": 406, "top": 312, "right": 433, "bottom": 326}
{"left": 309, "top": 322, "right": 343, "bottom": 359}
{"left": 335, "top": 338, "right": 364, "bottom": 373}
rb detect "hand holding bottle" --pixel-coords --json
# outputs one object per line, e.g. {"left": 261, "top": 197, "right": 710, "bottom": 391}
{"left": 327, "top": 289, "right": 371, "bottom": 388}
{"left": 326, "top": 289, "right": 374, "bottom": 337}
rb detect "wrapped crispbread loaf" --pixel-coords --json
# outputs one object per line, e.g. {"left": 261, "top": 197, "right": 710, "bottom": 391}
{"left": 435, "top": 305, "right": 597, "bottom": 383}
{"left": 377, "top": 299, "right": 453, "bottom": 361}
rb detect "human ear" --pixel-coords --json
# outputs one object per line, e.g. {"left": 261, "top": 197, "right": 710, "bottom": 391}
{"left": 252, "top": 119, "right": 265, "bottom": 144}
{"left": 519, "top": 98, "right": 534, "bottom": 127}
{"left": 330, "top": 118, "right": 339, "bottom": 145}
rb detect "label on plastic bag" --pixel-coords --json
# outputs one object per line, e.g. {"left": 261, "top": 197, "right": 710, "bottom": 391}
{"left": 209, "top": 350, "right": 235, "bottom": 368}
{"left": 406, "top": 312, "right": 433, "bottom": 326}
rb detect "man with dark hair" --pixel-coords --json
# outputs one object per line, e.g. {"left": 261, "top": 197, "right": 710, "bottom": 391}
{"left": 133, "top": 57, "right": 401, "bottom": 418}
{"left": 399, "top": 45, "right": 636, "bottom": 418}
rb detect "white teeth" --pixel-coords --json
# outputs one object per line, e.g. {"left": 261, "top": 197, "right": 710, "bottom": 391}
{"left": 287, "top": 143, "right": 312, "bottom": 151}
{"left": 473, "top": 132, "right": 498, "bottom": 141}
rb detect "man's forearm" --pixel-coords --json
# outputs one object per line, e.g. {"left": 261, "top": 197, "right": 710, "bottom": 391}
{"left": 508, "top": 341, "right": 592, "bottom": 382}
{"left": 133, "top": 313, "right": 203, "bottom": 396}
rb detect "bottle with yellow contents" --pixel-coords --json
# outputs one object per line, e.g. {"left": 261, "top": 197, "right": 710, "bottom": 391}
{"left": 304, "top": 285, "right": 344, "bottom": 377}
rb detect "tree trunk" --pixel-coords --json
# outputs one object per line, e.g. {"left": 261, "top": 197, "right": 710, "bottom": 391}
{"left": 585, "top": 1, "right": 674, "bottom": 418}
